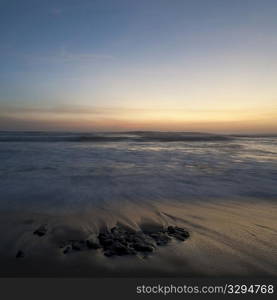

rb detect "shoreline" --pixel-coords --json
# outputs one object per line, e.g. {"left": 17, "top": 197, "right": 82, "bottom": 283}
{"left": 1, "top": 199, "right": 277, "bottom": 277}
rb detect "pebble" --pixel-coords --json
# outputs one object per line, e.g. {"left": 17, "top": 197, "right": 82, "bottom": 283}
{"left": 16, "top": 250, "right": 24, "bottom": 258}
{"left": 33, "top": 225, "right": 47, "bottom": 237}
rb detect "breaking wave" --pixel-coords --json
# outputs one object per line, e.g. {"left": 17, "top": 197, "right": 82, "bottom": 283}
{"left": 0, "top": 131, "right": 232, "bottom": 143}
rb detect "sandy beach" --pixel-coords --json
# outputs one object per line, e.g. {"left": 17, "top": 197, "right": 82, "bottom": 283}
{"left": 1, "top": 198, "right": 277, "bottom": 277}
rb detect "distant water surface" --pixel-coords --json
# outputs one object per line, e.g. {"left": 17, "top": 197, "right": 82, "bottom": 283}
{"left": 0, "top": 131, "right": 276, "bottom": 213}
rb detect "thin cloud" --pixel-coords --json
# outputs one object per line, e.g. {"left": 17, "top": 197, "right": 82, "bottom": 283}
{"left": 19, "top": 47, "right": 114, "bottom": 65}
{"left": 1, "top": 104, "right": 277, "bottom": 116}
{"left": 59, "top": 52, "right": 114, "bottom": 62}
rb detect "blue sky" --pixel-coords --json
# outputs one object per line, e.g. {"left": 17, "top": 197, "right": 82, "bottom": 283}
{"left": 1, "top": 0, "right": 277, "bottom": 132}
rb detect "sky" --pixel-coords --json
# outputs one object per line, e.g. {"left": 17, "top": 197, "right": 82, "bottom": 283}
{"left": 0, "top": 0, "right": 277, "bottom": 133}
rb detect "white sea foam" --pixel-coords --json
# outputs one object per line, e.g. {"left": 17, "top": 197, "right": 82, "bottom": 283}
{"left": 0, "top": 132, "right": 276, "bottom": 213}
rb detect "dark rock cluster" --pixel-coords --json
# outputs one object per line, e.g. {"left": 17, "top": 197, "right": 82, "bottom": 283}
{"left": 17, "top": 224, "right": 190, "bottom": 258}
{"left": 98, "top": 227, "right": 155, "bottom": 257}
{"left": 96, "top": 225, "right": 190, "bottom": 257}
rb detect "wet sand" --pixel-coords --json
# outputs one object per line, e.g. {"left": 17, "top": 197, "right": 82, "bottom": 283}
{"left": 1, "top": 199, "right": 277, "bottom": 277}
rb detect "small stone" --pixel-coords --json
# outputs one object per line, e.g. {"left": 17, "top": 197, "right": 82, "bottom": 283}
{"left": 16, "top": 250, "right": 24, "bottom": 258}
{"left": 167, "top": 226, "right": 190, "bottom": 241}
{"left": 111, "top": 227, "right": 125, "bottom": 235}
{"left": 133, "top": 242, "right": 154, "bottom": 252}
{"left": 133, "top": 233, "right": 155, "bottom": 247}
{"left": 98, "top": 233, "right": 114, "bottom": 248}
{"left": 149, "top": 232, "right": 171, "bottom": 246}
{"left": 63, "top": 246, "right": 71, "bottom": 254}
{"left": 86, "top": 239, "right": 100, "bottom": 249}
{"left": 33, "top": 225, "right": 47, "bottom": 237}
{"left": 104, "top": 250, "right": 115, "bottom": 257}
{"left": 71, "top": 240, "right": 86, "bottom": 251}
{"left": 113, "top": 241, "right": 134, "bottom": 255}
{"left": 59, "top": 241, "right": 69, "bottom": 248}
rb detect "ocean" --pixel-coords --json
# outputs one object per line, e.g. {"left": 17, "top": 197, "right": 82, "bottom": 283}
{"left": 0, "top": 131, "right": 276, "bottom": 213}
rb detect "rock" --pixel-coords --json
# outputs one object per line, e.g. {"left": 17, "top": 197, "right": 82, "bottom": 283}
{"left": 131, "top": 231, "right": 152, "bottom": 243}
{"left": 59, "top": 241, "right": 69, "bottom": 248}
{"left": 148, "top": 231, "right": 171, "bottom": 246}
{"left": 59, "top": 225, "right": 189, "bottom": 257}
{"left": 133, "top": 242, "right": 154, "bottom": 252}
{"left": 86, "top": 238, "right": 100, "bottom": 249}
{"left": 98, "top": 233, "right": 114, "bottom": 248}
{"left": 132, "top": 233, "right": 156, "bottom": 252}
{"left": 110, "top": 241, "right": 127, "bottom": 255}
{"left": 104, "top": 250, "right": 115, "bottom": 257}
{"left": 110, "top": 226, "right": 126, "bottom": 235}
{"left": 16, "top": 250, "right": 24, "bottom": 258}
{"left": 61, "top": 237, "right": 100, "bottom": 254}
{"left": 33, "top": 225, "right": 47, "bottom": 237}
{"left": 167, "top": 226, "right": 190, "bottom": 241}
{"left": 98, "top": 230, "right": 132, "bottom": 256}
{"left": 98, "top": 226, "right": 156, "bottom": 256}
{"left": 60, "top": 240, "right": 87, "bottom": 253}
{"left": 71, "top": 240, "right": 86, "bottom": 251}
{"left": 63, "top": 246, "right": 71, "bottom": 254}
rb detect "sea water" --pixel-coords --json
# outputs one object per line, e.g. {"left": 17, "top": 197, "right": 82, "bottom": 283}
{"left": 0, "top": 131, "right": 276, "bottom": 214}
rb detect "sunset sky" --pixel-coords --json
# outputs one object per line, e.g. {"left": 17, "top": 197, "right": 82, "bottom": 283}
{"left": 0, "top": 0, "right": 277, "bottom": 133}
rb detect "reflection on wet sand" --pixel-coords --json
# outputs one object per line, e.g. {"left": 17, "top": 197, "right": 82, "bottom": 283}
{"left": 1, "top": 199, "right": 277, "bottom": 277}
